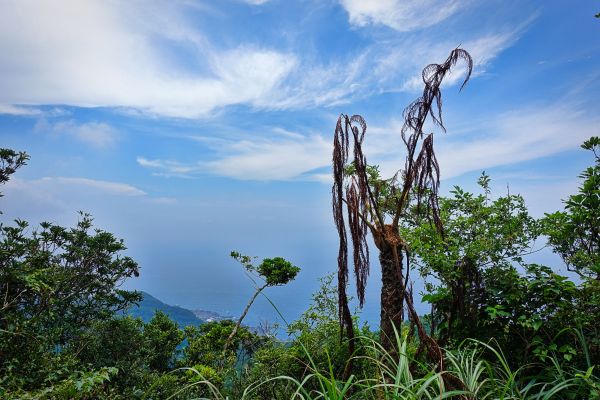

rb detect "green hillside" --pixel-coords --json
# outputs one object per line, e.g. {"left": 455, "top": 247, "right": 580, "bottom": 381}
{"left": 126, "top": 291, "right": 203, "bottom": 328}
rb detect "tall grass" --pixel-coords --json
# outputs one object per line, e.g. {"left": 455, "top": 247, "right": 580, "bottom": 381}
{"left": 171, "top": 323, "right": 598, "bottom": 399}
{"left": 169, "top": 289, "right": 598, "bottom": 400}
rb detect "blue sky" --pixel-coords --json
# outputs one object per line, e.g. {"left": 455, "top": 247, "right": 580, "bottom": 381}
{"left": 0, "top": 0, "right": 598, "bottom": 329}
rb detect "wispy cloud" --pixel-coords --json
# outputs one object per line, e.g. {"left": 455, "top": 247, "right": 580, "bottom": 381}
{"left": 136, "top": 157, "right": 201, "bottom": 178}
{"left": 35, "top": 119, "right": 118, "bottom": 149}
{"left": 205, "top": 135, "right": 331, "bottom": 181}
{"left": 436, "top": 103, "right": 599, "bottom": 179}
{"left": 265, "top": 25, "right": 526, "bottom": 109}
{"left": 0, "top": 1, "right": 525, "bottom": 118}
{"left": 375, "top": 28, "right": 525, "bottom": 92}
{"left": 0, "top": 1, "right": 295, "bottom": 118}
{"left": 39, "top": 177, "right": 147, "bottom": 196}
{"left": 360, "top": 101, "right": 599, "bottom": 180}
{"left": 339, "top": 0, "right": 469, "bottom": 32}
{"left": 0, "top": 104, "right": 43, "bottom": 116}
{"left": 139, "top": 99, "right": 597, "bottom": 182}
{"left": 2, "top": 176, "right": 144, "bottom": 216}
{"left": 138, "top": 130, "right": 332, "bottom": 181}
{"left": 241, "top": 0, "right": 270, "bottom": 5}
{"left": 2, "top": 176, "right": 174, "bottom": 222}
{"left": 0, "top": 105, "right": 69, "bottom": 117}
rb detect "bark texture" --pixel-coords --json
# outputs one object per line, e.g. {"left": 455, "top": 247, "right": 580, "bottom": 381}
{"left": 378, "top": 244, "right": 404, "bottom": 353}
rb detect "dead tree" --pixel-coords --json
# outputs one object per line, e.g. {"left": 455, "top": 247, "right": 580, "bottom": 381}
{"left": 332, "top": 48, "right": 472, "bottom": 375}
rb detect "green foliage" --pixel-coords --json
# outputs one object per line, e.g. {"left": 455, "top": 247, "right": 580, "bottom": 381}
{"left": 258, "top": 257, "right": 300, "bottom": 286}
{"left": 404, "top": 170, "right": 600, "bottom": 372}
{"left": 344, "top": 163, "right": 402, "bottom": 215}
{"left": 2, "top": 139, "right": 599, "bottom": 399}
{"left": 243, "top": 274, "right": 374, "bottom": 399}
{"left": 405, "top": 173, "right": 540, "bottom": 346}
{"left": 143, "top": 366, "right": 223, "bottom": 400}
{"left": 188, "top": 330, "right": 600, "bottom": 399}
{"left": 144, "top": 311, "right": 184, "bottom": 371}
{"left": 225, "top": 251, "right": 299, "bottom": 355}
{"left": 243, "top": 343, "right": 297, "bottom": 399}
{"left": 73, "top": 316, "right": 146, "bottom": 391}
{"left": 231, "top": 251, "right": 300, "bottom": 286}
{"left": 0, "top": 212, "right": 141, "bottom": 389}
{"left": 3, "top": 367, "right": 119, "bottom": 400}
{"left": 182, "top": 320, "right": 258, "bottom": 368}
{"left": 538, "top": 138, "right": 600, "bottom": 367}
{"left": 542, "top": 136, "right": 600, "bottom": 279}
{"left": 0, "top": 149, "right": 144, "bottom": 396}
{"left": 286, "top": 274, "right": 372, "bottom": 378}
{"left": 0, "top": 148, "right": 28, "bottom": 198}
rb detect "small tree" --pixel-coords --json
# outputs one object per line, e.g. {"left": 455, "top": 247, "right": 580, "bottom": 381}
{"left": 0, "top": 149, "right": 141, "bottom": 388}
{"left": 73, "top": 316, "right": 145, "bottom": 390}
{"left": 542, "top": 137, "right": 600, "bottom": 365}
{"left": 406, "top": 173, "right": 540, "bottom": 346}
{"left": 143, "top": 311, "right": 184, "bottom": 372}
{"left": 224, "top": 252, "right": 299, "bottom": 351}
{"left": 543, "top": 137, "right": 600, "bottom": 280}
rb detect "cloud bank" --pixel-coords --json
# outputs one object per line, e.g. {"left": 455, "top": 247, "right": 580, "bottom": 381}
{"left": 136, "top": 101, "right": 598, "bottom": 182}
{"left": 0, "top": 0, "right": 522, "bottom": 118}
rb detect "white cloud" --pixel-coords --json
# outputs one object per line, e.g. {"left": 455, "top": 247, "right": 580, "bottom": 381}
{"left": 340, "top": 0, "right": 469, "bottom": 31}
{"left": 205, "top": 135, "right": 331, "bottom": 180}
{"left": 156, "top": 100, "right": 596, "bottom": 183}
{"left": 136, "top": 157, "right": 165, "bottom": 169}
{"left": 436, "top": 103, "right": 599, "bottom": 179}
{"left": 0, "top": 1, "right": 295, "bottom": 118}
{"left": 0, "top": 0, "right": 525, "bottom": 117}
{"left": 265, "top": 51, "right": 372, "bottom": 109}
{"left": 1, "top": 176, "right": 146, "bottom": 217}
{"left": 1, "top": 176, "right": 176, "bottom": 223}
{"left": 359, "top": 101, "right": 598, "bottom": 180}
{"left": 0, "top": 104, "right": 42, "bottom": 116}
{"left": 39, "top": 177, "right": 147, "bottom": 196}
{"left": 376, "top": 31, "right": 521, "bottom": 92}
{"left": 35, "top": 119, "right": 118, "bottom": 149}
{"left": 269, "top": 27, "right": 523, "bottom": 109}
{"left": 241, "top": 0, "right": 270, "bottom": 5}
{"left": 138, "top": 130, "right": 332, "bottom": 181}
{"left": 136, "top": 157, "right": 201, "bottom": 177}
{"left": 0, "top": 105, "right": 70, "bottom": 117}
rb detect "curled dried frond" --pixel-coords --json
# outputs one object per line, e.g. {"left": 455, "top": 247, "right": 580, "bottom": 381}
{"left": 396, "top": 48, "right": 473, "bottom": 230}
{"left": 346, "top": 180, "right": 369, "bottom": 305}
{"left": 413, "top": 133, "right": 443, "bottom": 232}
{"left": 333, "top": 115, "right": 374, "bottom": 312}
{"left": 333, "top": 114, "right": 373, "bottom": 371}
{"left": 332, "top": 115, "right": 351, "bottom": 342}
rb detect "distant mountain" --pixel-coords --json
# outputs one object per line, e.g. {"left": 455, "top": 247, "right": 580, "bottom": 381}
{"left": 192, "top": 309, "right": 233, "bottom": 322}
{"left": 126, "top": 291, "right": 203, "bottom": 328}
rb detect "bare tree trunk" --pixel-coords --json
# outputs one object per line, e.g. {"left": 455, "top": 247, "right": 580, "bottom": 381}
{"left": 224, "top": 283, "right": 267, "bottom": 353}
{"left": 378, "top": 239, "right": 448, "bottom": 375}
{"left": 379, "top": 245, "right": 405, "bottom": 355}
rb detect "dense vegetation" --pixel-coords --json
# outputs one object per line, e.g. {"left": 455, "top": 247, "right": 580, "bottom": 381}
{"left": 1, "top": 136, "right": 598, "bottom": 398}
{"left": 1, "top": 55, "right": 599, "bottom": 398}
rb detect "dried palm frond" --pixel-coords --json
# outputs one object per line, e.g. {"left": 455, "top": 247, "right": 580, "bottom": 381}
{"left": 332, "top": 48, "right": 473, "bottom": 376}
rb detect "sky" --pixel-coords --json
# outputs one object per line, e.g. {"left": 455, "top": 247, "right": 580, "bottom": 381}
{"left": 0, "top": 0, "right": 598, "bottom": 331}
